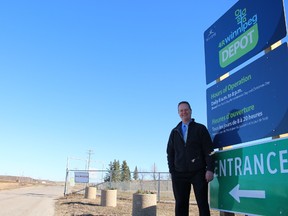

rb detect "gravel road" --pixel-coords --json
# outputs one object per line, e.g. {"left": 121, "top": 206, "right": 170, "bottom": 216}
{"left": 0, "top": 185, "right": 63, "bottom": 216}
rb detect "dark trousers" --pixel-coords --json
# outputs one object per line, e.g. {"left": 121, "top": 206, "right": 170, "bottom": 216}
{"left": 172, "top": 169, "right": 210, "bottom": 216}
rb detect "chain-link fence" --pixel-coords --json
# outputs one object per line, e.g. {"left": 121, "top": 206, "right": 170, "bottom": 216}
{"left": 64, "top": 169, "right": 177, "bottom": 202}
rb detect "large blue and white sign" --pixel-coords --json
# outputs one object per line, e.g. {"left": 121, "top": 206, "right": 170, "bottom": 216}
{"left": 204, "top": 0, "right": 287, "bottom": 84}
{"left": 207, "top": 43, "right": 288, "bottom": 148}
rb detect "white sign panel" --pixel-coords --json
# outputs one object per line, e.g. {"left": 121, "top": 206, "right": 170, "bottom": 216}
{"left": 74, "top": 171, "right": 89, "bottom": 183}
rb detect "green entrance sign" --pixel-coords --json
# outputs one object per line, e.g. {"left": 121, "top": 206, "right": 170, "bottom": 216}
{"left": 210, "top": 138, "right": 288, "bottom": 215}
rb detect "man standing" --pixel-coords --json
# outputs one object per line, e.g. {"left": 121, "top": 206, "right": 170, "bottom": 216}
{"left": 167, "top": 101, "right": 215, "bottom": 216}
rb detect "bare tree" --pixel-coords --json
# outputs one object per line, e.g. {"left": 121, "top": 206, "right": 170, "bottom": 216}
{"left": 151, "top": 163, "right": 158, "bottom": 181}
{"left": 151, "top": 163, "right": 158, "bottom": 190}
{"left": 138, "top": 168, "right": 147, "bottom": 191}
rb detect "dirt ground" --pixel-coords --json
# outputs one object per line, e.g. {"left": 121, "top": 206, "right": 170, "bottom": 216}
{"left": 54, "top": 193, "right": 233, "bottom": 216}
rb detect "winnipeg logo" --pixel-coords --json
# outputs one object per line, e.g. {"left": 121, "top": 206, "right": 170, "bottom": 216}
{"left": 219, "top": 7, "right": 259, "bottom": 68}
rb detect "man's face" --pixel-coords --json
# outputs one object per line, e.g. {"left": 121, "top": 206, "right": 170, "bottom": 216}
{"left": 178, "top": 103, "right": 191, "bottom": 123}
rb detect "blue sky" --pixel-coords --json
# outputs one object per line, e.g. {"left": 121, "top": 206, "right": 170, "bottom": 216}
{"left": 0, "top": 0, "right": 287, "bottom": 181}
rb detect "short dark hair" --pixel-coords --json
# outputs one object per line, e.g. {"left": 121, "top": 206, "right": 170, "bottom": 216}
{"left": 178, "top": 101, "right": 192, "bottom": 111}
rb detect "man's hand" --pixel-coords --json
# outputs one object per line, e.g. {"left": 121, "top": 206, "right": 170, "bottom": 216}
{"left": 205, "top": 170, "right": 214, "bottom": 182}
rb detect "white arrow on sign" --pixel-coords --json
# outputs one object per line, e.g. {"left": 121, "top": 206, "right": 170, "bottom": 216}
{"left": 229, "top": 184, "right": 266, "bottom": 203}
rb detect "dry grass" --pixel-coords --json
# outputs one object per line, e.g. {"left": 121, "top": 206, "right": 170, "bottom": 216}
{"left": 0, "top": 181, "right": 37, "bottom": 190}
{"left": 0, "top": 175, "right": 53, "bottom": 191}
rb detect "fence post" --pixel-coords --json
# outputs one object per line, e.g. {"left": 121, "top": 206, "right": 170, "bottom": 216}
{"left": 109, "top": 171, "right": 112, "bottom": 188}
{"left": 64, "top": 168, "right": 69, "bottom": 195}
{"left": 157, "top": 172, "right": 160, "bottom": 202}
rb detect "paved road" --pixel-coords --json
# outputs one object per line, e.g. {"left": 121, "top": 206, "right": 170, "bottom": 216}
{"left": 0, "top": 185, "right": 63, "bottom": 216}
